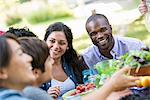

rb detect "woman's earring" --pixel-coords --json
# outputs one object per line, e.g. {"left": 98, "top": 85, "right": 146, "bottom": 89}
{"left": 67, "top": 47, "right": 69, "bottom": 50}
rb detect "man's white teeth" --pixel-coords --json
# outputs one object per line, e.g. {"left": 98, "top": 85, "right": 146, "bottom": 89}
{"left": 99, "top": 39, "right": 107, "bottom": 45}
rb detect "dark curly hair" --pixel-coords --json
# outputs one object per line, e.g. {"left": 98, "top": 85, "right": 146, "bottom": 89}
{"left": 44, "top": 22, "right": 86, "bottom": 83}
{"left": 6, "top": 27, "right": 37, "bottom": 38}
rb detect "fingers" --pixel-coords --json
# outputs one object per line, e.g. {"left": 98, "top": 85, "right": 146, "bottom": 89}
{"left": 139, "top": 0, "right": 148, "bottom": 15}
{"left": 47, "top": 86, "right": 60, "bottom": 98}
{"left": 48, "top": 90, "right": 59, "bottom": 96}
{"left": 47, "top": 86, "right": 60, "bottom": 94}
{"left": 116, "top": 67, "right": 131, "bottom": 75}
{"left": 139, "top": 7, "right": 148, "bottom": 15}
{"left": 117, "top": 89, "right": 132, "bottom": 97}
{"left": 126, "top": 81, "right": 137, "bottom": 87}
{"left": 50, "top": 93, "right": 59, "bottom": 99}
{"left": 110, "top": 68, "right": 139, "bottom": 91}
{"left": 127, "top": 76, "right": 139, "bottom": 81}
{"left": 126, "top": 76, "right": 139, "bottom": 87}
{"left": 129, "top": 82, "right": 137, "bottom": 87}
{"left": 110, "top": 67, "right": 131, "bottom": 84}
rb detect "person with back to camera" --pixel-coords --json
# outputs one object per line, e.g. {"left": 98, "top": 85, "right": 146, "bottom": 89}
{"left": 80, "top": 12, "right": 146, "bottom": 70}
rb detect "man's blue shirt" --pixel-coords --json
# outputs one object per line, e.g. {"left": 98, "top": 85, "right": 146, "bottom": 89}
{"left": 82, "top": 36, "right": 146, "bottom": 69}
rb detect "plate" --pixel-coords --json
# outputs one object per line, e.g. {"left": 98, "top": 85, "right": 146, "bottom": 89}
{"left": 62, "top": 88, "right": 96, "bottom": 100}
{"left": 62, "top": 89, "right": 80, "bottom": 100}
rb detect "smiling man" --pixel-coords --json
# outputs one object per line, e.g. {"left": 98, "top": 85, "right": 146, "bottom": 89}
{"left": 80, "top": 13, "right": 146, "bottom": 70}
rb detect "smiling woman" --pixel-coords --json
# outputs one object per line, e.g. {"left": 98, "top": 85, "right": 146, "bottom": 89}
{"left": 0, "top": 34, "right": 35, "bottom": 100}
{"left": 42, "top": 22, "right": 88, "bottom": 99}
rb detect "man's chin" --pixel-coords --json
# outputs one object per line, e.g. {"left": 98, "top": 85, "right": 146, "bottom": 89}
{"left": 97, "top": 44, "right": 109, "bottom": 50}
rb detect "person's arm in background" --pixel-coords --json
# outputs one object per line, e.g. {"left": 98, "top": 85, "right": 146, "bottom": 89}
{"left": 82, "top": 67, "right": 139, "bottom": 100}
{"left": 139, "top": 0, "right": 148, "bottom": 15}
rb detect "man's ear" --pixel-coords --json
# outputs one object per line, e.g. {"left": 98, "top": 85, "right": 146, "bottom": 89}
{"left": 32, "top": 69, "right": 41, "bottom": 79}
{"left": 109, "top": 25, "right": 112, "bottom": 30}
{"left": 0, "top": 68, "right": 8, "bottom": 79}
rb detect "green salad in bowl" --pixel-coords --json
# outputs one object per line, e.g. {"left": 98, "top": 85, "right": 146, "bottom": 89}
{"left": 94, "top": 49, "right": 150, "bottom": 85}
{"left": 94, "top": 59, "right": 119, "bottom": 85}
{"left": 118, "top": 50, "right": 150, "bottom": 69}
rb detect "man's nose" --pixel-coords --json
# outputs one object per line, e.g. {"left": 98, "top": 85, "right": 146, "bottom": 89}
{"left": 97, "top": 32, "right": 104, "bottom": 39}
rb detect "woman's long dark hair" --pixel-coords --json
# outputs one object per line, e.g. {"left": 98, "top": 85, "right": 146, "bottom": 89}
{"left": 44, "top": 22, "right": 86, "bottom": 83}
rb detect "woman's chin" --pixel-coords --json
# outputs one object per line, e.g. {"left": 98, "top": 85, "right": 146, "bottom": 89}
{"left": 51, "top": 56, "right": 60, "bottom": 60}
